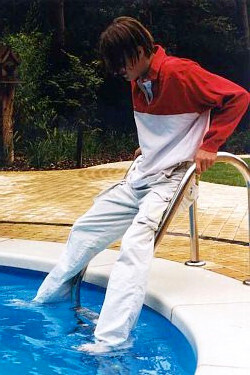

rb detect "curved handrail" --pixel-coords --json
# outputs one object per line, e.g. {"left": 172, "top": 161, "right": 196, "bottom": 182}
{"left": 71, "top": 152, "right": 250, "bottom": 307}
{"left": 216, "top": 152, "right": 249, "bottom": 182}
{"left": 157, "top": 152, "right": 250, "bottom": 255}
{"left": 157, "top": 152, "right": 249, "bottom": 246}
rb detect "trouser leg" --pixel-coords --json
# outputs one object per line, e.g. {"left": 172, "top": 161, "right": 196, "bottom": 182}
{"left": 94, "top": 164, "right": 190, "bottom": 346}
{"left": 94, "top": 217, "right": 155, "bottom": 346}
{"left": 34, "top": 182, "right": 138, "bottom": 303}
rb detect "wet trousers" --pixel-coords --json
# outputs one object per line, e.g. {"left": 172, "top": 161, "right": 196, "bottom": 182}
{"left": 34, "top": 163, "right": 191, "bottom": 346}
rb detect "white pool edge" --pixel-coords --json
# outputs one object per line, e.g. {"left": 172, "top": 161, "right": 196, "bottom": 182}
{"left": 0, "top": 238, "right": 250, "bottom": 375}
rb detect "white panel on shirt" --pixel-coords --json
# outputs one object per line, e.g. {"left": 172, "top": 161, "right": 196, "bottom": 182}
{"left": 127, "top": 110, "right": 210, "bottom": 187}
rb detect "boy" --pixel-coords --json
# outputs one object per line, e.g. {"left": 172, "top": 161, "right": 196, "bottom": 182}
{"left": 34, "top": 17, "right": 249, "bottom": 352}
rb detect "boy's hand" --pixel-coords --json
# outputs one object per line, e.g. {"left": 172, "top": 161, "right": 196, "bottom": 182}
{"left": 134, "top": 147, "right": 141, "bottom": 159}
{"left": 195, "top": 149, "right": 217, "bottom": 174}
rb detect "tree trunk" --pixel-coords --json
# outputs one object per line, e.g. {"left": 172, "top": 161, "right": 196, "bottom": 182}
{"left": 236, "top": 0, "right": 250, "bottom": 47}
{"left": 46, "top": 0, "right": 65, "bottom": 64}
{"left": 52, "top": 0, "right": 65, "bottom": 51}
{"left": 2, "top": 86, "right": 15, "bottom": 165}
{"left": 236, "top": 0, "right": 250, "bottom": 90}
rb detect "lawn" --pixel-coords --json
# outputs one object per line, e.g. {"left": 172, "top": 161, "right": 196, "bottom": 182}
{"left": 200, "top": 158, "right": 250, "bottom": 187}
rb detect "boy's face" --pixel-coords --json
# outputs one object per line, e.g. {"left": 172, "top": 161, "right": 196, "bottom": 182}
{"left": 117, "top": 46, "right": 152, "bottom": 81}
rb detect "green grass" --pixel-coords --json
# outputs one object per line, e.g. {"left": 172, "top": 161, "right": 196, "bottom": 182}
{"left": 200, "top": 158, "right": 250, "bottom": 187}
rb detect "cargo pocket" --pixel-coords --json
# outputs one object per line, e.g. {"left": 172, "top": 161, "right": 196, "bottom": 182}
{"left": 136, "top": 189, "right": 173, "bottom": 231}
{"left": 135, "top": 166, "right": 190, "bottom": 231}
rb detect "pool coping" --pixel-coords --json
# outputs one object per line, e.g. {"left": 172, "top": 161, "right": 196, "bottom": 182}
{"left": 0, "top": 237, "right": 250, "bottom": 375}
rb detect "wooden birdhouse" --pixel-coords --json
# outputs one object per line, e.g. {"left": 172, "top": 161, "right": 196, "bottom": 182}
{"left": 0, "top": 44, "right": 20, "bottom": 85}
{"left": 0, "top": 44, "right": 21, "bottom": 165}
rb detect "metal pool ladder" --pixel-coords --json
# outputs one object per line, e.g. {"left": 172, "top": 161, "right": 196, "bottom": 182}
{"left": 71, "top": 151, "right": 250, "bottom": 307}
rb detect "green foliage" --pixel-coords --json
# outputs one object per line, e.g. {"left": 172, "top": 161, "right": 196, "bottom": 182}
{"left": 24, "top": 127, "right": 77, "bottom": 168}
{"left": 1, "top": 31, "right": 104, "bottom": 167}
{"left": 82, "top": 127, "right": 103, "bottom": 157}
{"left": 22, "top": 127, "right": 137, "bottom": 168}
{"left": 102, "top": 131, "right": 138, "bottom": 156}
{"left": 46, "top": 53, "right": 103, "bottom": 123}
{"left": 24, "top": 126, "right": 107, "bottom": 168}
{"left": 223, "top": 130, "right": 250, "bottom": 154}
{"left": 2, "top": 31, "right": 55, "bottom": 133}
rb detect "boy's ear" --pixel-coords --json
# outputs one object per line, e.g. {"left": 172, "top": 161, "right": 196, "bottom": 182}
{"left": 137, "top": 46, "right": 145, "bottom": 58}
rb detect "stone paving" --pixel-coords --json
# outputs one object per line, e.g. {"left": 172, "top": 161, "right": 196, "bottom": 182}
{"left": 0, "top": 161, "right": 249, "bottom": 282}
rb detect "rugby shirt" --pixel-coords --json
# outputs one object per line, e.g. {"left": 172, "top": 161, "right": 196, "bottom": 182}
{"left": 127, "top": 45, "right": 249, "bottom": 187}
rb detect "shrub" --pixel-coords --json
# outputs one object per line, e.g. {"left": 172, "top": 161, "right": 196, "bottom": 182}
{"left": 46, "top": 53, "right": 103, "bottom": 126}
{"left": 1, "top": 32, "right": 104, "bottom": 166}
{"left": 2, "top": 32, "right": 55, "bottom": 134}
{"left": 101, "top": 131, "right": 138, "bottom": 157}
{"left": 223, "top": 130, "right": 250, "bottom": 154}
{"left": 24, "top": 128, "right": 77, "bottom": 168}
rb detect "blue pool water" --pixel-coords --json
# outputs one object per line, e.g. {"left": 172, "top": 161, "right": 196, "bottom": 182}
{"left": 0, "top": 266, "right": 196, "bottom": 375}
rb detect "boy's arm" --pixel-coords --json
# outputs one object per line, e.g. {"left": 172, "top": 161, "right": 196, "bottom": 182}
{"left": 180, "top": 64, "right": 249, "bottom": 173}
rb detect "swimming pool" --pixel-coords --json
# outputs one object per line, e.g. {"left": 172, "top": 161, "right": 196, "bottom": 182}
{"left": 0, "top": 266, "right": 196, "bottom": 375}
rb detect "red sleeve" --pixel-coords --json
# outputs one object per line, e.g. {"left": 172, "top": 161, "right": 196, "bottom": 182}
{"left": 180, "top": 64, "right": 249, "bottom": 152}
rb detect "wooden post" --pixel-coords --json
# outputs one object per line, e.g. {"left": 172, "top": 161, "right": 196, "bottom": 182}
{"left": 76, "top": 122, "right": 84, "bottom": 168}
{"left": 2, "top": 85, "right": 15, "bottom": 164}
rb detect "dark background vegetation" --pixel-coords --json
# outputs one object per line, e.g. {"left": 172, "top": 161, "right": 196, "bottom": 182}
{"left": 0, "top": 0, "right": 249, "bottom": 169}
